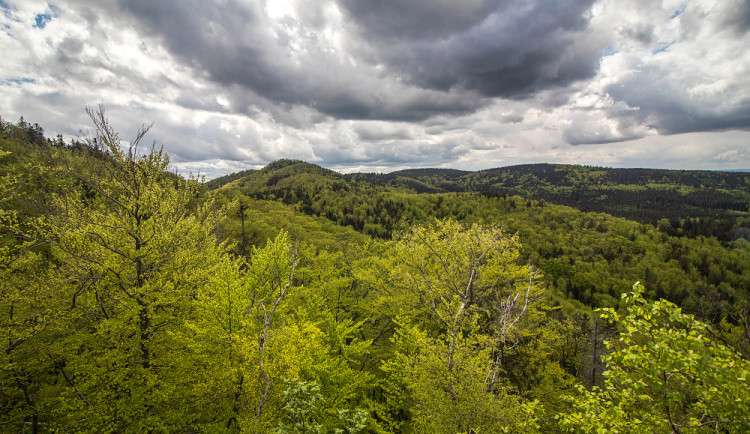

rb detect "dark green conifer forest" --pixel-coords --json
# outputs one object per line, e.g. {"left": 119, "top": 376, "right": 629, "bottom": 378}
{"left": 2, "top": 110, "right": 749, "bottom": 432}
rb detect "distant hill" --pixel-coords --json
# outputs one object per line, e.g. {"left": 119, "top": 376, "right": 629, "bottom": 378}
{"left": 212, "top": 161, "right": 750, "bottom": 241}
{"left": 364, "top": 163, "right": 750, "bottom": 229}
{"left": 204, "top": 168, "right": 257, "bottom": 190}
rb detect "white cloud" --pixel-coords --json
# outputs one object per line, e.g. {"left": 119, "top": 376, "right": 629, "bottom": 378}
{"left": 0, "top": 0, "right": 748, "bottom": 179}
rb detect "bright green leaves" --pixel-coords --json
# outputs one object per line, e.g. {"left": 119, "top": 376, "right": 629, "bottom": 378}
{"left": 191, "top": 231, "right": 378, "bottom": 432}
{"left": 275, "top": 379, "right": 326, "bottom": 433}
{"left": 383, "top": 319, "right": 525, "bottom": 433}
{"left": 561, "top": 283, "right": 750, "bottom": 432}
{"left": 372, "top": 219, "right": 537, "bottom": 334}
{"left": 8, "top": 111, "right": 749, "bottom": 432}
{"left": 0, "top": 108, "right": 234, "bottom": 431}
{"left": 368, "top": 219, "right": 546, "bottom": 432}
{"left": 0, "top": 124, "right": 86, "bottom": 430}
{"left": 273, "top": 378, "right": 370, "bottom": 434}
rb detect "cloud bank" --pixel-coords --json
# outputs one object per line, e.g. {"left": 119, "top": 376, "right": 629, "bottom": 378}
{"left": 1, "top": 0, "right": 749, "bottom": 178}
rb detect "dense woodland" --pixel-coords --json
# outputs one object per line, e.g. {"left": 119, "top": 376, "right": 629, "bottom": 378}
{"left": 352, "top": 164, "right": 750, "bottom": 228}
{"left": 2, "top": 111, "right": 750, "bottom": 433}
{"left": 211, "top": 160, "right": 750, "bottom": 242}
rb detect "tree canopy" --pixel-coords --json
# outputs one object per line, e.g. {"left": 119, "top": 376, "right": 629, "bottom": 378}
{"left": 1, "top": 111, "right": 749, "bottom": 432}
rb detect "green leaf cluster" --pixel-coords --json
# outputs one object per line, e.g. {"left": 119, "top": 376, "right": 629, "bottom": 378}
{"left": 560, "top": 283, "right": 750, "bottom": 432}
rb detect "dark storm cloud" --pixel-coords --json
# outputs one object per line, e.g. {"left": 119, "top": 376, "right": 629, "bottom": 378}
{"left": 116, "top": 0, "right": 280, "bottom": 90}
{"left": 645, "top": 107, "right": 750, "bottom": 136}
{"left": 338, "top": 0, "right": 504, "bottom": 40}
{"left": 694, "top": 0, "right": 750, "bottom": 35}
{"left": 301, "top": 87, "right": 484, "bottom": 122}
{"left": 605, "top": 70, "right": 750, "bottom": 136}
{"left": 340, "top": 0, "right": 602, "bottom": 98}
{"left": 116, "top": 0, "right": 490, "bottom": 122}
{"left": 6, "top": 0, "right": 750, "bottom": 175}
{"left": 724, "top": 1, "right": 750, "bottom": 33}
{"left": 115, "top": 0, "right": 603, "bottom": 123}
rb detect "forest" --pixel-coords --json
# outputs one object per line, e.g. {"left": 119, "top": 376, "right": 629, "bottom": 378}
{"left": 1, "top": 110, "right": 750, "bottom": 433}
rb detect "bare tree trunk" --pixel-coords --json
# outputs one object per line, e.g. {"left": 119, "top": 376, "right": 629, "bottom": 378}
{"left": 255, "top": 242, "right": 299, "bottom": 421}
{"left": 239, "top": 203, "right": 247, "bottom": 257}
{"left": 591, "top": 318, "right": 598, "bottom": 385}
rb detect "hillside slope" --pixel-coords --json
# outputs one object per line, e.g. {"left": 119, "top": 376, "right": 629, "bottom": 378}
{"left": 215, "top": 160, "right": 750, "bottom": 240}
{"left": 359, "top": 164, "right": 750, "bottom": 233}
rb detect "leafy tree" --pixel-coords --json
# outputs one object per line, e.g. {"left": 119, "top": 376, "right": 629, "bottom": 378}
{"left": 1, "top": 119, "right": 74, "bottom": 431}
{"left": 27, "top": 107, "right": 230, "bottom": 431}
{"left": 194, "top": 231, "right": 378, "bottom": 432}
{"left": 560, "top": 283, "right": 750, "bottom": 433}
{"left": 275, "top": 379, "right": 325, "bottom": 433}
{"left": 372, "top": 219, "right": 543, "bottom": 432}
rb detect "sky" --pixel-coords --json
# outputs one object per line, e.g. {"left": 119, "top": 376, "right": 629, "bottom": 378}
{"left": 1, "top": 0, "right": 749, "bottom": 179}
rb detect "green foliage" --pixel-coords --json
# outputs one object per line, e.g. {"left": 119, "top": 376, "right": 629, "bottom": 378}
{"left": 1, "top": 110, "right": 228, "bottom": 431}
{"left": 273, "top": 378, "right": 370, "bottom": 434}
{"left": 369, "top": 220, "right": 547, "bottom": 433}
{"left": 220, "top": 160, "right": 750, "bottom": 342}
{"left": 45, "top": 111, "right": 230, "bottom": 431}
{"left": 275, "top": 379, "right": 325, "bottom": 434}
{"left": 335, "top": 408, "right": 369, "bottom": 434}
{"left": 205, "top": 168, "right": 258, "bottom": 190}
{"left": 560, "top": 283, "right": 750, "bottom": 432}
{"left": 383, "top": 321, "right": 528, "bottom": 433}
{"left": 359, "top": 163, "right": 750, "bottom": 237}
{"left": 216, "top": 189, "right": 368, "bottom": 253}
{"left": 3, "top": 114, "right": 749, "bottom": 433}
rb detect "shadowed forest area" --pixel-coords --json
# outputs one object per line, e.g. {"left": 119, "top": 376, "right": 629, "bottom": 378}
{"left": 2, "top": 112, "right": 750, "bottom": 432}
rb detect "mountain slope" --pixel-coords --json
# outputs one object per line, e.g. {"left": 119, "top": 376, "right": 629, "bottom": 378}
{"left": 213, "top": 161, "right": 750, "bottom": 240}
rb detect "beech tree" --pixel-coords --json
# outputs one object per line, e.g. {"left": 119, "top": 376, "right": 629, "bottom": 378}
{"left": 31, "top": 107, "right": 230, "bottom": 431}
{"left": 1, "top": 121, "right": 72, "bottom": 431}
{"left": 561, "top": 283, "right": 750, "bottom": 433}
{"left": 0, "top": 153, "right": 43, "bottom": 431}
{"left": 190, "top": 231, "right": 303, "bottom": 431}
{"left": 373, "top": 219, "right": 543, "bottom": 432}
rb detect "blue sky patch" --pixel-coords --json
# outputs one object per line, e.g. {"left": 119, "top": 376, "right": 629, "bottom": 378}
{"left": 0, "top": 0, "right": 16, "bottom": 21}
{"left": 2, "top": 77, "right": 36, "bottom": 86}
{"left": 34, "top": 12, "right": 52, "bottom": 28}
{"left": 33, "top": 4, "right": 59, "bottom": 29}
{"left": 670, "top": 4, "right": 687, "bottom": 19}
{"left": 602, "top": 46, "right": 618, "bottom": 57}
{"left": 653, "top": 41, "right": 674, "bottom": 54}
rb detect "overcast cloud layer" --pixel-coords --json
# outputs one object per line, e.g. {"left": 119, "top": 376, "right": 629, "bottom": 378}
{"left": 1, "top": 0, "right": 749, "bottom": 178}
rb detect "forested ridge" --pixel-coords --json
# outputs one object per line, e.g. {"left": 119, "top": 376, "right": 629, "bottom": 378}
{"left": 351, "top": 163, "right": 750, "bottom": 237}
{"left": 211, "top": 158, "right": 750, "bottom": 242}
{"left": 2, "top": 113, "right": 750, "bottom": 432}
